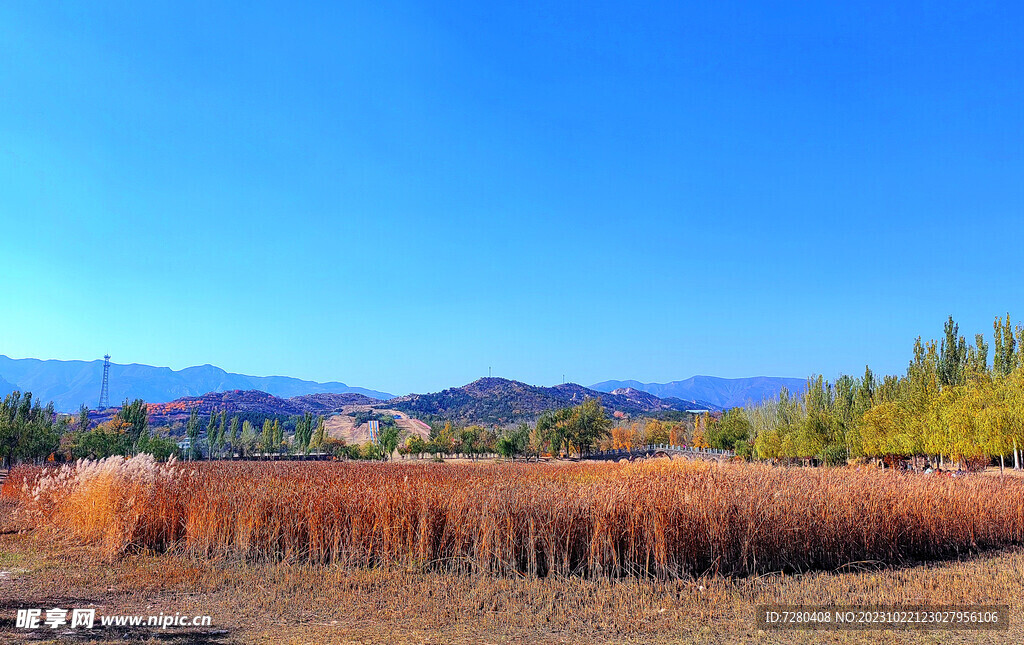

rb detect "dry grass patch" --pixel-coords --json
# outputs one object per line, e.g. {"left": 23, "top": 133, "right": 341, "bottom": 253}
{"left": 1, "top": 530, "right": 1023, "bottom": 644}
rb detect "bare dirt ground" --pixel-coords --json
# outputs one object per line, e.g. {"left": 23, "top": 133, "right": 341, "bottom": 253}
{"left": 1, "top": 498, "right": 1022, "bottom": 644}
{"left": 323, "top": 406, "right": 431, "bottom": 445}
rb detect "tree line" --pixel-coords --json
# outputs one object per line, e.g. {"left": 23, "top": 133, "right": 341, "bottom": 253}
{"left": 181, "top": 408, "right": 329, "bottom": 460}
{"left": 398, "top": 398, "right": 614, "bottom": 461}
{"left": 0, "top": 396, "right": 181, "bottom": 465}
{"left": 701, "top": 315, "right": 1024, "bottom": 471}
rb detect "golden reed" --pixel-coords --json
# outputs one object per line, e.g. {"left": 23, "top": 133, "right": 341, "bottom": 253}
{"left": 4, "top": 456, "right": 1023, "bottom": 578}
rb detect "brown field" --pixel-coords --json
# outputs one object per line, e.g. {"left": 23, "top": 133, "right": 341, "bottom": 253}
{"left": 2, "top": 458, "right": 1024, "bottom": 643}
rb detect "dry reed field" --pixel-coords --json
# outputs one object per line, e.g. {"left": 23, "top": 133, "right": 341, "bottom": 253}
{"left": 4, "top": 457, "right": 1024, "bottom": 579}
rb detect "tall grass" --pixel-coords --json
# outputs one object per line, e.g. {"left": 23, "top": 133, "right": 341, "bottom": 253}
{"left": 5, "top": 456, "right": 1024, "bottom": 577}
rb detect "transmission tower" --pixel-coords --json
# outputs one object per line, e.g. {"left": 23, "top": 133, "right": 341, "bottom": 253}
{"left": 98, "top": 354, "right": 111, "bottom": 409}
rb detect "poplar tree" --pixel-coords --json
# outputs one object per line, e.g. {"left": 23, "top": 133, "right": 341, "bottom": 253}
{"left": 206, "top": 413, "right": 217, "bottom": 460}
{"left": 186, "top": 407, "right": 201, "bottom": 461}
{"left": 994, "top": 314, "right": 1016, "bottom": 376}
{"left": 260, "top": 419, "right": 273, "bottom": 455}
{"left": 272, "top": 420, "right": 283, "bottom": 453}
{"left": 309, "top": 416, "right": 326, "bottom": 452}
{"left": 967, "top": 333, "right": 989, "bottom": 375}
{"left": 240, "top": 420, "right": 256, "bottom": 457}
{"left": 228, "top": 416, "right": 240, "bottom": 457}
{"left": 295, "top": 412, "right": 314, "bottom": 452}
{"left": 938, "top": 316, "right": 967, "bottom": 388}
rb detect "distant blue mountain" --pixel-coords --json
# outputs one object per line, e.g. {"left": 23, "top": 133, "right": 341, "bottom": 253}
{"left": 0, "top": 374, "right": 17, "bottom": 398}
{"left": 589, "top": 376, "right": 808, "bottom": 410}
{"left": 0, "top": 355, "right": 392, "bottom": 413}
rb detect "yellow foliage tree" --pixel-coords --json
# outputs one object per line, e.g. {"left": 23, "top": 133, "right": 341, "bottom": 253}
{"left": 691, "top": 414, "right": 710, "bottom": 449}
{"left": 644, "top": 419, "right": 668, "bottom": 445}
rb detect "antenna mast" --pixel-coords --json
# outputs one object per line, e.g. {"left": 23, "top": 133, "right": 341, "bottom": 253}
{"left": 98, "top": 354, "right": 111, "bottom": 409}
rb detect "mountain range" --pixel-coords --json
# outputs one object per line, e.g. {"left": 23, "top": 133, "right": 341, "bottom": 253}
{"left": 0, "top": 374, "right": 18, "bottom": 398}
{"left": 0, "top": 355, "right": 392, "bottom": 413}
{"left": 0, "top": 355, "right": 807, "bottom": 416}
{"left": 589, "top": 376, "right": 808, "bottom": 410}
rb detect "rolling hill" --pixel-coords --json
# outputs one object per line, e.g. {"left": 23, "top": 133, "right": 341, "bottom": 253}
{"left": 384, "top": 377, "right": 717, "bottom": 425}
{"left": 89, "top": 389, "right": 382, "bottom": 428}
{"left": 589, "top": 375, "right": 808, "bottom": 409}
{"left": 0, "top": 355, "right": 392, "bottom": 413}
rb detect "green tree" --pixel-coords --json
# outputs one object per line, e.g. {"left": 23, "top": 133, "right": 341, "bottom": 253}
{"left": 378, "top": 423, "right": 401, "bottom": 460}
{"left": 137, "top": 431, "right": 179, "bottom": 461}
{"left": 185, "top": 407, "right": 201, "bottom": 460}
{"left": 260, "top": 419, "right": 273, "bottom": 455}
{"left": 206, "top": 412, "right": 217, "bottom": 459}
{"left": 938, "top": 315, "right": 967, "bottom": 388}
{"left": 535, "top": 407, "right": 574, "bottom": 455}
{"left": 458, "top": 425, "right": 482, "bottom": 458}
{"left": 994, "top": 314, "right": 1017, "bottom": 376}
{"left": 705, "top": 407, "right": 751, "bottom": 452}
{"left": 272, "top": 419, "right": 283, "bottom": 454}
{"left": 228, "top": 415, "right": 240, "bottom": 455}
{"left": 72, "top": 423, "right": 124, "bottom": 460}
{"left": 215, "top": 411, "right": 228, "bottom": 457}
{"left": 495, "top": 422, "right": 530, "bottom": 460}
{"left": 359, "top": 441, "right": 382, "bottom": 460}
{"left": 117, "top": 398, "right": 150, "bottom": 452}
{"left": 294, "top": 412, "right": 314, "bottom": 453}
{"left": 309, "top": 416, "right": 326, "bottom": 452}
{"left": 404, "top": 435, "right": 428, "bottom": 459}
{"left": 967, "top": 333, "right": 989, "bottom": 375}
{"left": 239, "top": 420, "right": 257, "bottom": 457}
{"left": 566, "top": 398, "right": 612, "bottom": 455}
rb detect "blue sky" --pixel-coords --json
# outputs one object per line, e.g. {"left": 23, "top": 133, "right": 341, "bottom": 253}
{"left": 1, "top": 1, "right": 1022, "bottom": 395}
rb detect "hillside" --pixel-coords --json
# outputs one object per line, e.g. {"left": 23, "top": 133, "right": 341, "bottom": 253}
{"left": 324, "top": 409, "right": 432, "bottom": 445}
{"left": 90, "top": 389, "right": 381, "bottom": 427}
{"left": 0, "top": 355, "right": 391, "bottom": 413}
{"left": 384, "top": 377, "right": 716, "bottom": 425}
{"left": 590, "top": 375, "right": 808, "bottom": 409}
